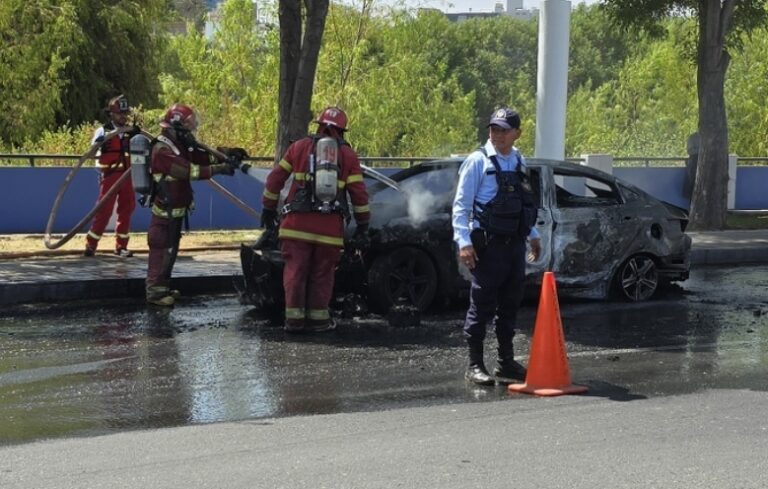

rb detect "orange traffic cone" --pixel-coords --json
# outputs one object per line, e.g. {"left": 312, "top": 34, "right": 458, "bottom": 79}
{"left": 508, "top": 271, "right": 587, "bottom": 397}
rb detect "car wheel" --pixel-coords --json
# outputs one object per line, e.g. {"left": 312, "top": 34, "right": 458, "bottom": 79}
{"left": 615, "top": 254, "right": 659, "bottom": 301}
{"left": 367, "top": 246, "right": 438, "bottom": 313}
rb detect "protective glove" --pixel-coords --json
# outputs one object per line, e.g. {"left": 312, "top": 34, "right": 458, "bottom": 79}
{"left": 119, "top": 125, "right": 141, "bottom": 138}
{"left": 225, "top": 155, "right": 242, "bottom": 171}
{"left": 216, "top": 146, "right": 249, "bottom": 162}
{"left": 350, "top": 223, "right": 370, "bottom": 251}
{"left": 211, "top": 163, "right": 235, "bottom": 176}
{"left": 260, "top": 208, "right": 278, "bottom": 231}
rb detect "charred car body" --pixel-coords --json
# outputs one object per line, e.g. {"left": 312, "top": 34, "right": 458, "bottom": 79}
{"left": 239, "top": 158, "right": 691, "bottom": 313}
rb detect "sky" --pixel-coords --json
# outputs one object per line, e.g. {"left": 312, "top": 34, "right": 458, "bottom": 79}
{"left": 391, "top": 0, "right": 599, "bottom": 13}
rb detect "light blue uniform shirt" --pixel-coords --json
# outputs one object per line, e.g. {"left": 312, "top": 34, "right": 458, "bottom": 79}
{"left": 452, "top": 139, "right": 540, "bottom": 249}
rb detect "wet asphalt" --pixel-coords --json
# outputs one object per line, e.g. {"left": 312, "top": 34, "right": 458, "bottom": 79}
{"left": 1, "top": 265, "right": 767, "bottom": 448}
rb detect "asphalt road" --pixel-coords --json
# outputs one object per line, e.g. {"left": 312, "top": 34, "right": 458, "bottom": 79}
{"left": 1, "top": 265, "right": 767, "bottom": 487}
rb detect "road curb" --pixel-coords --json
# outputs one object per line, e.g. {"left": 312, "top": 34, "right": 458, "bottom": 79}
{"left": 0, "top": 275, "right": 241, "bottom": 306}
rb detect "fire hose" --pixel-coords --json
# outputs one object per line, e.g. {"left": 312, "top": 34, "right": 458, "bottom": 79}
{"left": 43, "top": 128, "right": 151, "bottom": 250}
{"left": 44, "top": 134, "right": 261, "bottom": 250}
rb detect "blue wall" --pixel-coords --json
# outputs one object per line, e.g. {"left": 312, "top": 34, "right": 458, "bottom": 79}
{"left": 4, "top": 167, "right": 265, "bottom": 234}
{"left": 614, "top": 167, "right": 689, "bottom": 209}
{"left": 3, "top": 166, "right": 767, "bottom": 233}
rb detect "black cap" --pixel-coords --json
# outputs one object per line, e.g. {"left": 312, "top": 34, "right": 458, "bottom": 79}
{"left": 487, "top": 107, "right": 520, "bottom": 129}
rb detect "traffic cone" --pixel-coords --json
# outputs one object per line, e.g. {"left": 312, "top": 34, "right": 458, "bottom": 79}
{"left": 508, "top": 271, "right": 587, "bottom": 397}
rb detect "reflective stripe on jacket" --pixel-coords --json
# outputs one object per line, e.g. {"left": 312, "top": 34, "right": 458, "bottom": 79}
{"left": 262, "top": 136, "right": 370, "bottom": 247}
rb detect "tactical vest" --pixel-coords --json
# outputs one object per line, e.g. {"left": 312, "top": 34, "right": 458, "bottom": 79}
{"left": 473, "top": 148, "right": 537, "bottom": 238}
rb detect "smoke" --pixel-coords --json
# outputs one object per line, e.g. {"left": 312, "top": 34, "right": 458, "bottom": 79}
{"left": 403, "top": 180, "right": 443, "bottom": 226}
{"left": 246, "top": 163, "right": 458, "bottom": 229}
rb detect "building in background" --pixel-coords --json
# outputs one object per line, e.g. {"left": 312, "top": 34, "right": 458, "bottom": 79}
{"left": 205, "top": 0, "right": 271, "bottom": 39}
{"left": 442, "top": 0, "right": 538, "bottom": 22}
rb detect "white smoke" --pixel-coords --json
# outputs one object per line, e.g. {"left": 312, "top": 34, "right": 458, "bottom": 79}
{"left": 403, "top": 180, "right": 443, "bottom": 226}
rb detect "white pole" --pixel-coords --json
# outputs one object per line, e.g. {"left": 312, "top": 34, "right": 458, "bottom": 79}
{"left": 534, "top": 0, "right": 571, "bottom": 160}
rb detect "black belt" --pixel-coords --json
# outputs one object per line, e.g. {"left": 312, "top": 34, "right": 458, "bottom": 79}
{"left": 487, "top": 233, "right": 522, "bottom": 244}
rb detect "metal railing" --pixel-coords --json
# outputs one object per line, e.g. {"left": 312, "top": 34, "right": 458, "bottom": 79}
{"left": 0, "top": 153, "right": 437, "bottom": 168}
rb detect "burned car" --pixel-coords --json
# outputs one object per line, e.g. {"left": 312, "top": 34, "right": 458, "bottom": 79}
{"left": 239, "top": 158, "right": 691, "bottom": 313}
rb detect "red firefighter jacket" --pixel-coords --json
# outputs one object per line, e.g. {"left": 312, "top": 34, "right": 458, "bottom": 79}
{"left": 149, "top": 130, "right": 217, "bottom": 218}
{"left": 262, "top": 136, "right": 370, "bottom": 247}
{"left": 93, "top": 122, "right": 131, "bottom": 173}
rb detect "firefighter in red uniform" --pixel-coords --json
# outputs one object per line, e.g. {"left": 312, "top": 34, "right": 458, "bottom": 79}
{"left": 84, "top": 94, "right": 139, "bottom": 257}
{"left": 261, "top": 107, "right": 370, "bottom": 333}
{"left": 145, "top": 103, "right": 237, "bottom": 306}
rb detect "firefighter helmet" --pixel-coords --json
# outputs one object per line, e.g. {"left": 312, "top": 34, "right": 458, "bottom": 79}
{"left": 160, "top": 103, "right": 198, "bottom": 131}
{"left": 106, "top": 94, "right": 131, "bottom": 114}
{"left": 315, "top": 107, "right": 348, "bottom": 131}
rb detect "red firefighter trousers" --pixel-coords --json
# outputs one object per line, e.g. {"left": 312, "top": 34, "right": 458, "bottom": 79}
{"left": 86, "top": 171, "right": 136, "bottom": 250}
{"left": 280, "top": 239, "right": 342, "bottom": 325}
{"left": 145, "top": 215, "right": 183, "bottom": 298}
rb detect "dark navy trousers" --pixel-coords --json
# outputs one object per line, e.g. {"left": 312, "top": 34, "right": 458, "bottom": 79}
{"left": 463, "top": 236, "right": 527, "bottom": 345}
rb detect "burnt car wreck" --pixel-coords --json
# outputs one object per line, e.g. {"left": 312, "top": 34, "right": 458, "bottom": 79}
{"left": 239, "top": 158, "right": 691, "bottom": 315}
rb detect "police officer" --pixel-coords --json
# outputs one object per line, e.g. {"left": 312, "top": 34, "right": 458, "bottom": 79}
{"left": 452, "top": 107, "right": 542, "bottom": 386}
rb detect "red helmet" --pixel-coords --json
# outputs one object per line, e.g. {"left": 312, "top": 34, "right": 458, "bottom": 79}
{"left": 315, "top": 106, "right": 348, "bottom": 131}
{"left": 160, "top": 103, "right": 198, "bottom": 131}
{"left": 106, "top": 94, "right": 131, "bottom": 114}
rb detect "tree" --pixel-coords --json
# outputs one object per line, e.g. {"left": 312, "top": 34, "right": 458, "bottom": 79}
{"left": 602, "top": 0, "right": 768, "bottom": 230}
{"left": 275, "top": 0, "right": 329, "bottom": 163}
{"left": 724, "top": 28, "right": 768, "bottom": 157}
{"left": 440, "top": 15, "right": 538, "bottom": 143}
{"left": 0, "top": 0, "right": 166, "bottom": 146}
{"left": 568, "top": 19, "right": 697, "bottom": 157}
{"left": 315, "top": 6, "right": 475, "bottom": 156}
{"left": 0, "top": 0, "right": 82, "bottom": 146}
{"left": 160, "top": 0, "right": 278, "bottom": 155}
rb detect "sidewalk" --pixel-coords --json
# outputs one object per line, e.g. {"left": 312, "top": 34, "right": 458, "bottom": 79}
{"left": 1, "top": 230, "right": 766, "bottom": 306}
{"left": 0, "top": 248, "right": 243, "bottom": 306}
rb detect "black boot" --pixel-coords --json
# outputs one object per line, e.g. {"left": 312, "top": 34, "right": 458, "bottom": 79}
{"left": 494, "top": 341, "right": 527, "bottom": 383}
{"left": 465, "top": 341, "right": 494, "bottom": 386}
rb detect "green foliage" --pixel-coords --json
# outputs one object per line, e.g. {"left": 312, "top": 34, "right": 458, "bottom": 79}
{"left": 159, "top": 0, "right": 278, "bottom": 155}
{"left": 567, "top": 18, "right": 698, "bottom": 157}
{"left": 569, "top": 4, "right": 648, "bottom": 91}
{"left": 439, "top": 14, "right": 538, "bottom": 144}
{"left": 726, "top": 28, "right": 768, "bottom": 156}
{"left": 0, "top": 0, "right": 81, "bottom": 146}
{"left": 0, "top": 0, "right": 166, "bottom": 147}
{"left": 316, "top": 7, "right": 476, "bottom": 156}
{"left": 5, "top": 1, "right": 768, "bottom": 164}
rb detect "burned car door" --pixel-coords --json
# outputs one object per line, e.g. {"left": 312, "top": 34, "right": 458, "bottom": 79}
{"left": 549, "top": 167, "right": 641, "bottom": 298}
{"left": 524, "top": 165, "right": 552, "bottom": 280}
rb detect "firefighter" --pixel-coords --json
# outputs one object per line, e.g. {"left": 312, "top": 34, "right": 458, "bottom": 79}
{"left": 84, "top": 95, "right": 139, "bottom": 257}
{"left": 145, "top": 103, "right": 238, "bottom": 306}
{"left": 261, "top": 107, "right": 370, "bottom": 333}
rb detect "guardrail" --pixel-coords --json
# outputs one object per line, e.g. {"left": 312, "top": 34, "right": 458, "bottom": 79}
{"left": 0, "top": 154, "right": 435, "bottom": 168}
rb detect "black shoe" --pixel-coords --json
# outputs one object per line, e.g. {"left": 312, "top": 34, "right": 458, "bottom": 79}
{"left": 493, "top": 361, "right": 528, "bottom": 383}
{"left": 306, "top": 319, "right": 337, "bottom": 333}
{"left": 114, "top": 248, "right": 133, "bottom": 257}
{"left": 83, "top": 247, "right": 95, "bottom": 257}
{"left": 284, "top": 321, "right": 306, "bottom": 333}
{"left": 465, "top": 365, "right": 494, "bottom": 386}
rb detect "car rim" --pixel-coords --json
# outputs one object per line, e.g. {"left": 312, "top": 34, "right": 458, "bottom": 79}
{"left": 619, "top": 255, "right": 658, "bottom": 301}
{"left": 386, "top": 254, "right": 432, "bottom": 306}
